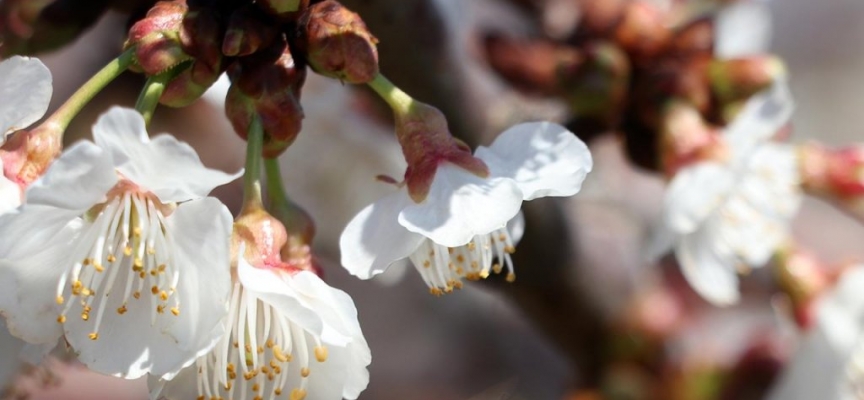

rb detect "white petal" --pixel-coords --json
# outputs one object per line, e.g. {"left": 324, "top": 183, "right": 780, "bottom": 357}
{"left": 767, "top": 266, "right": 864, "bottom": 400}
{"left": 0, "top": 204, "right": 80, "bottom": 269}
{"left": 92, "top": 107, "right": 241, "bottom": 202}
{"left": 715, "top": 2, "right": 772, "bottom": 58}
{"left": 0, "top": 320, "right": 26, "bottom": 387}
{"left": 0, "top": 173, "right": 21, "bottom": 215}
{"left": 279, "top": 271, "right": 365, "bottom": 347}
{"left": 66, "top": 198, "right": 233, "bottom": 379}
{"left": 724, "top": 82, "right": 794, "bottom": 156}
{"left": 507, "top": 211, "right": 526, "bottom": 245}
{"left": 0, "top": 56, "right": 51, "bottom": 142}
{"left": 25, "top": 140, "right": 118, "bottom": 211}
{"left": 676, "top": 222, "right": 741, "bottom": 306}
{"left": 475, "top": 122, "right": 593, "bottom": 200}
{"left": 662, "top": 162, "right": 735, "bottom": 234}
{"left": 398, "top": 163, "right": 523, "bottom": 247}
{"left": 339, "top": 190, "right": 425, "bottom": 279}
{"left": 306, "top": 337, "right": 371, "bottom": 400}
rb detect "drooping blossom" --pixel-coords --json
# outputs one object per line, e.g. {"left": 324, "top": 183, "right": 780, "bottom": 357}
{"left": 767, "top": 265, "right": 864, "bottom": 400}
{"left": 340, "top": 122, "right": 592, "bottom": 294}
{"left": 154, "top": 208, "right": 371, "bottom": 400}
{"left": 0, "top": 107, "right": 239, "bottom": 379}
{"left": 0, "top": 55, "right": 52, "bottom": 213}
{"left": 655, "top": 83, "right": 802, "bottom": 305}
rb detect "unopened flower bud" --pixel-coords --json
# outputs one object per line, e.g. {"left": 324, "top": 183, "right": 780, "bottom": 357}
{"left": 225, "top": 39, "right": 305, "bottom": 158}
{"left": 560, "top": 41, "right": 630, "bottom": 132}
{"left": 0, "top": 0, "right": 109, "bottom": 56}
{"left": 669, "top": 18, "right": 714, "bottom": 56}
{"left": 125, "top": 0, "right": 191, "bottom": 76}
{"left": 301, "top": 0, "right": 379, "bottom": 84}
{"left": 576, "top": 0, "right": 626, "bottom": 36}
{"left": 772, "top": 246, "right": 829, "bottom": 328}
{"left": 223, "top": 5, "right": 279, "bottom": 57}
{"left": 0, "top": 122, "right": 63, "bottom": 187}
{"left": 798, "top": 143, "right": 864, "bottom": 219}
{"left": 709, "top": 56, "right": 786, "bottom": 105}
{"left": 483, "top": 35, "right": 583, "bottom": 95}
{"left": 257, "top": 0, "right": 309, "bottom": 19}
{"left": 613, "top": 1, "right": 670, "bottom": 62}
{"left": 658, "top": 102, "right": 724, "bottom": 176}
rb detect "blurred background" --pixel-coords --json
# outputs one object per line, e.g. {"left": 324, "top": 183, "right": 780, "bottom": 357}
{"left": 5, "top": 0, "right": 864, "bottom": 399}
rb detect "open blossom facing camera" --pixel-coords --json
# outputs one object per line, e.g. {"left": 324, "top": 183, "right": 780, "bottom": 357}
{"left": 340, "top": 122, "right": 592, "bottom": 294}
{"left": 656, "top": 83, "right": 802, "bottom": 305}
{"left": 0, "top": 107, "right": 240, "bottom": 379}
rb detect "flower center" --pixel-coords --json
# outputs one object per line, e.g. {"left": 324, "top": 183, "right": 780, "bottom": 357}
{"left": 196, "top": 282, "right": 328, "bottom": 400}
{"left": 408, "top": 226, "right": 517, "bottom": 296}
{"left": 55, "top": 187, "right": 179, "bottom": 340}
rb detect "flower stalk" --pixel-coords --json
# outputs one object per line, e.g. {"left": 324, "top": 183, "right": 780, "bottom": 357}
{"left": 367, "top": 73, "right": 413, "bottom": 116}
{"left": 241, "top": 115, "right": 265, "bottom": 213}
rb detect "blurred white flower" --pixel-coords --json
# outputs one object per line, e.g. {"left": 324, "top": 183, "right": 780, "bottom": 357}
{"left": 714, "top": 0, "right": 773, "bottom": 58}
{"left": 0, "top": 107, "right": 239, "bottom": 379}
{"left": 767, "top": 266, "right": 864, "bottom": 400}
{"left": 153, "top": 252, "right": 371, "bottom": 400}
{"left": 655, "top": 83, "right": 801, "bottom": 305}
{"left": 340, "top": 122, "right": 592, "bottom": 294}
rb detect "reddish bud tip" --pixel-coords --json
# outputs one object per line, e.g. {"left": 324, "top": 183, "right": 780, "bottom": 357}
{"left": 709, "top": 56, "right": 787, "bottom": 104}
{"left": 125, "top": 0, "right": 191, "bottom": 76}
{"left": 613, "top": 1, "right": 670, "bottom": 62}
{"left": 302, "top": 0, "right": 379, "bottom": 84}
{"left": 222, "top": 5, "right": 279, "bottom": 57}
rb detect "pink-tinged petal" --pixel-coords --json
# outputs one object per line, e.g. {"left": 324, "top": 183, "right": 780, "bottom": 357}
{"left": 767, "top": 266, "right": 864, "bottom": 400}
{"left": 676, "top": 222, "right": 741, "bottom": 306}
{"left": 715, "top": 2, "right": 772, "bottom": 58}
{"left": 398, "top": 164, "right": 523, "bottom": 247}
{"left": 0, "top": 56, "right": 51, "bottom": 142}
{"left": 25, "top": 141, "right": 118, "bottom": 211}
{"left": 663, "top": 162, "right": 735, "bottom": 234}
{"left": 92, "top": 107, "right": 241, "bottom": 202}
{"left": 66, "top": 198, "right": 232, "bottom": 380}
{"left": 339, "top": 190, "right": 425, "bottom": 279}
{"left": 724, "top": 82, "right": 793, "bottom": 156}
{"left": 476, "top": 122, "right": 593, "bottom": 200}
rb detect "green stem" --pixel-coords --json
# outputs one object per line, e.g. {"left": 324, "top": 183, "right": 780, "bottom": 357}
{"left": 44, "top": 48, "right": 135, "bottom": 136}
{"left": 367, "top": 73, "right": 415, "bottom": 116}
{"left": 135, "top": 65, "right": 186, "bottom": 126}
{"left": 242, "top": 116, "right": 265, "bottom": 212}
{"left": 264, "top": 158, "right": 288, "bottom": 206}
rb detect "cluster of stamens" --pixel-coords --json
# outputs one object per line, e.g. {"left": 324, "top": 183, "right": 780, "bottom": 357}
{"left": 408, "top": 226, "right": 517, "bottom": 296}
{"left": 195, "top": 282, "right": 328, "bottom": 400}
{"left": 55, "top": 186, "right": 180, "bottom": 341}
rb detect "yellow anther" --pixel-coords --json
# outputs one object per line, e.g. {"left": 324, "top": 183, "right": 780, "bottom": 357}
{"left": 72, "top": 281, "right": 83, "bottom": 295}
{"left": 470, "top": 261, "right": 479, "bottom": 270}
{"left": 134, "top": 258, "right": 144, "bottom": 269}
{"left": 56, "top": 296, "right": 64, "bottom": 305}
{"left": 423, "top": 260, "right": 431, "bottom": 268}
{"left": 133, "top": 291, "right": 141, "bottom": 299}
{"left": 243, "top": 371, "right": 257, "bottom": 381}
{"left": 252, "top": 383, "right": 260, "bottom": 392}
{"left": 81, "top": 288, "right": 93, "bottom": 297}
{"left": 147, "top": 247, "right": 155, "bottom": 255}
{"left": 456, "top": 255, "right": 465, "bottom": 263}
{"left": 83, "top": 258, "right": 91, "bottom": 266}
{"left": 156, "top": 305, "right": 165, "bottom": 314}
{"left": 124, "top": 247, "right": 133, "bottom": 256}
{"left": 94, "top": 263, "right": 105, "bottom": 272}
{"left": 275, "top": 389, "right": 283, "bottom": 396}
{"left": 160, "top": 291, "right": 169, "bottom": 301}
{"left": 273, "top": 345, "right": 291, "bottom": 362}
{"left": 314, "top": 346, "right": 328, "bottom": 362}
{"left": 506, "top": 272, "right": 516, "bottom": 282}
{"left": 504, "top": 245, "right": 516, "bottom": 254}
{"left": 290, "top": 388, "right": 307, "bottom": 400}
{"left": 429, "top": 287, "right": 443, "bottom": 297}
{"left": 479, "top": 270, "right": 490, "bottom": 279}
{"left": 257, "top": 346, "right": 264, "bottom": 354}
{"left": 139, "top": 272, "right": 145, "bottom": 279}
{"left": 467, "top": 242, "right": 477, "bottom": 251}
{"left": 492, "top": 264, "right": 502, "bottom": 274}
{"left": 453, "top": 281, "right": 464, "bottom": 289}
{"left": 170, "top": 307, "right": 180, "bottom": 316}
{"left": 56, "top": 315, "right": 66, "bottom": 324}
{"left": 158, "top": 264, "right": 166, "bottom": 272}
{"left": 150, "top": 270, "right": 158, "bottom": 276}
{"left": 227, "top": 363, "right": 236, "bottom": 373}
{"left": 107, "top": 255, "right": 116, "bottom": 263}
{"left": 300, "top": 367, "right": 310, "bottom": 378}
{"left": 261, "top": 366, "right": 270, "bottom": 374}
{"left": 117, "top": 305, "right": 128, "bottom": 315}
{"left": 151, "top": 286, "right": 160, "bottom": 295}
{"left": 88, "top": 332, "right": 99, "bottom": 340}
{"left": 266, "top": 339, "right": 275, "bottom": 348}
{"left": 81, "top": 312, "right": 90, "bottom": 321}
{"left": 133, "top": 227, "right": 142, "bottom": 237}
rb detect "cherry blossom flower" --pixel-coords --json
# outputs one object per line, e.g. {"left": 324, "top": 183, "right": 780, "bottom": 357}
{"left": 0, "top": 56, "right": 52, "bottom": 213}
{"left": 655, "top": 83, "right": 802, "bottom": 305}
{"left": 153, "top": 249, "right": 371, "bottom": 400}
{"left": 767, "top": 266, "right": 864, "bottom": 400}
{"left": 0, "top": 107, "right": 239, "bottom": 379}
{"left": 340, "top": 122, "right": 592, "bottom": 294}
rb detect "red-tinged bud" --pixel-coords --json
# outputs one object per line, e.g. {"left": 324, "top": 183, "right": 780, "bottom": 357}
{"left": 561, "top": 41, "right": 630, "bottom": 131}
{"left": 225, "top": 39, "right": 306, "bottom": 158}
{"left": 394, "top": 101, "right": 489, "bottom": 203}
{"left": 269, "top": 196, "right": 319, "bottom": 275}
{"left": 125, "top": 0, "right": 191, "bottom": 76}
{"left": 719, "top": 335, "right": 787, "bottom": 400}
{"left": 613, "top": 1, "right": 670, "bottom": 62}
{"left": 483, "top": 35, "right": 583, "bottom": 95}
{"left": 223, "top": 5, "right": 279, "bottom": 57}
{"left": 772, "top": 245, "right": 830, "bottom": 329}
{"left": 301, "top": 0, "right": 379, "bottom": 84}
{"left": 0, "top": 122, "right": 63, "bottom": 189}
{"left": 257, "top": 0, "right": 309, "bottom": 19}
{"left": 0, "top": 0, "right": 109, "bottom": 56}
{"left": 709, "top": 56, "right": 786, "bottom": 104}
{"left": 659, "top": 102, "right": 725, "bottom": 176}
{"left": 159, "top": 59, "right": 224, "bottom": 107}
{"left": 232, "top": 208, "right": 289, "bottom": 270}
{"left": 576, "top": 0, "right": 626, "bottom": 36}
{"left": 669, "top": 18, "right": 715, "bottom": 56}
{"left": 798, "top": 142, "right": 864, "bottom": 219}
